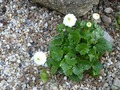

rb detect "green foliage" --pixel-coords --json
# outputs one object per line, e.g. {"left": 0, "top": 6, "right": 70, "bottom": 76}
{"left": 40, "top": 69, "right": 49, "bottom": 83}
{"left": 117, "top": 12, "right": 120, "bottom": 25}
{"left": 115, "top": 12, "right": 120, "bottom": 30}
{"left": 47, "top": 21, "right": 112, "bottom": 82}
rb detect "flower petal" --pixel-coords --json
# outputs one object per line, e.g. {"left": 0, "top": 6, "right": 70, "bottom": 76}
{"left": 33, "top": 52, "right": 47, "bottom": 65}
{"left": 63, "top": 14, "right": 77, "bottom": 27}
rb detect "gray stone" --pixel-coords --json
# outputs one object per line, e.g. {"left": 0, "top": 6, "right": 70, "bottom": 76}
{"left": 103, "top": 31, "right": 114, "bottom": 44}
{"left": 116, "top": 61, "right": 120, "bottom": 69}
{"left": 117, "top": 5, "right": 120, "bottom": 10}
{"left": 32, "top": 0, "right": 99, "bottom": 16}
{"left": 0, "top": 23, "right": 3, "bottom": 27}
{"left": 0, "top": 0, "right": 3, "bottom": 3}
{"left": 104, "top": 83, "right": 108, "bottom": 87}
{"left": 104, "top": 7, "right": 113, "bottom": 14}
{"left": 112, "top": 78, "right": 120, "bottom": 90}
{"left": 101, "top": 15, "right": 112, "bottom": 24}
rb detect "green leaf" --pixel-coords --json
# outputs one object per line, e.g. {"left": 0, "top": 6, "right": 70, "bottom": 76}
{"left": 88, "top": 37, "right": 96, "bottom": 44}
{"left": 75, "top": 21, "right": 81, "bottom": 28}
{"left": 73, "top": 65, "right": 83, "bottom": 75}
{"left": 105, "top": 41, "right": 112, "bottom": 52}
{"left": 95, "top": 38, "right": 112, "bottom": 56}
{"left": 69, "top": 74, "right": 83, "bottom": 82}
{"left": 60, "top": 60, "right": 72, "bottom": 74}
{"left": 46, "top": 58, "right": 53, "bottom": 67}
{"left": 92, "top": 23, "right": 104, "bottom": 40}
{"left": 57, "top": 24, "right": 65, "bottom": 33}
{"left": 88, "top": 47, "right": 97, "bottom": 62}
{"left": 88, "top": 54, "right": 96, "bottom": 62}
{"left": 51, "top": 61, "right": 60, "bottom": 74}
{"left": 79, "top": 60, "right": 91, "bottom": 70}
{"left": 51, "top": 50, "right": 63, "bottom": 61}
{"left": 63, "top": 46, "right": 71, "bottom": 54}
{"left": 92, "top": 31, "right": 101, "bottom": 40}
{"left": 72, "top": 60, "right": 91, "bottom": 75}
{"left": 64, "top": 68, "right": 73, "bottom": 76}
{"left": 64, "top": 53, "right": 77, "bottom": 66}
{"left": 92, "top": 60, "right": 103, "bottom": 76}
{"left": 80, "top": 20, "right": 86, "bottom": 28}
{"left": 82, "top": 30, "right": 91, "bottom": 40}
{"left": 40, "top": 69, "right": 49, "bottom": 83}
{"left": 65, "top": 58, "right": 77, "bottom": 66}
{"left": 52, "top": 35, "right": 63, "bottom": 46}
{"left": 117, "top": 19, "right": 120, "bottom": 24}
{"left": 94, "top": 23, "right": 103, "bottom": 33}
{"left": 75, "top": 43, "right": 90, "bottom": 55}
{"left": 78, "top": 74, "right": 83, "bottom": 80}
{"left": 68, "top": 29, "right": 80, "bottom": 44}
{"left": 51, "top": 65, "right": 58, "bottom": 74}
{"left": 117, "top": 12, "right": 120, "bottom": 24}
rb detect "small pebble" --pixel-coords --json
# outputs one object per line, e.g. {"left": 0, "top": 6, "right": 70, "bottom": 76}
{"left": 0, "top": 23, "right": 3, "bottom": 27}
{"left": 64, "top": 76, "right": 67, "bottom": 80}
{"left": 104, "top": 7, "right": 113, "bottom": 14}
{"left": 65, "top": 82, "right": 70, "bottom": 86}
{"left": 101, "top": 15, "right": 112, "bottom": 24}
{"left": 33, "top": 87, "right": 37, "bottom": 90}
{"left": 116, "top": 62, "right": 120, "bottom": 69}
{"left": 99, "top": 76, "right": 102, "bottom": 80}
{"left": 104, "top": 83, "right": 108, "bottom": 87}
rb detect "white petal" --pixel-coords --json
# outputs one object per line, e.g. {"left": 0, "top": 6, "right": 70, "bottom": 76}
{"left": 33, "top": 52, "right": 47, "bottom": 65}
{"left": 92, "top": 13, "right": 100, "bottom": 20}
{"left": 63, "top": 14, "right": 77, "bottom": 27}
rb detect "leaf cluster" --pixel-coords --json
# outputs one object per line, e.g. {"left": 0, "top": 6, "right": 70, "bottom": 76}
{"left": 47, "top": 21, "right": 112, "bottom": 81}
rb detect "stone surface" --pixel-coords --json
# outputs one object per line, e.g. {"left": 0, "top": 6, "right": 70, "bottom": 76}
{"left": 116, "top": 61, "right": 120, "bottom": 69}
{"left": 0, "top": 0, "right": 3, "bottom": 3}
{"left": 32, "top": 0, "right": 99, "bottom": 16}
{"left": 101, "top": 15, "right": 112, "bottom": 24}
{"left": 112, "top": 78, "right": 120, "bottom": 90}
{"left": 104, "top": 7, "right": 113, "bottom": 14}
{"left": 103, "top": 31, "right": 114, "bottom": 44}
{"left": 0, "top": 23, "right": 3, "bottom": 27}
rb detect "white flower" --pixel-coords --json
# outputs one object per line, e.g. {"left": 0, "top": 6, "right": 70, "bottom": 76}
{"left": 63, "top": 14, "right": 77, "bottom": 27}
{"left": 33, "top": 52, "right": 47, "bottom": 65}
{"left": 92, "top": 13, "right": 100, "bottom": 20}
{"left": 86, "top": 22, "right": 92, "bottom": 27}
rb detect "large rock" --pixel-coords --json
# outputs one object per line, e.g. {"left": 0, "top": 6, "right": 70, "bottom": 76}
{"left": 32, "top": 0, "right": 99, "bottom": 16}
{"left": 103, "top": 31, "right": 114, "bottom": 44}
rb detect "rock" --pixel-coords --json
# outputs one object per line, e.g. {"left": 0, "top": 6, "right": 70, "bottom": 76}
{"left": 116, "top": 61, "right": 120, "bottom": 69}
{"left": 112, "top": 78, "right": 120, "bottom": 90}
{"left": 103, "top": 83, "right": 108, "bottom": 87}
{"left": 0, "top": 80, "right": 6, "bottom": 86}
{"left": 32, "top": 0, "right": 99, "bottom": 16}
{"left": 50, "top": 83, "right": 58, "bottom": 90}
{"left": 101, "top": 15, "right": 112, "bottom": 24}
{"left": 0, "top": 23, "right": 3, "bottom": 27}
{"left": 0, "top": 0, "right": 3, "bottom": 3}
{"left": 104, "top": 7, "right": 113, "bottom": 14}
{"left": 103, "top": 31, "right": 114, "bottom": 44}
{"left": 33, "top": 87, "right": 37, "bottom": 90}
{"left": 0, "top": 87, "right": 2, "bottom": 90}
{"left": 64, "top": 76, "right": 67, "bottom": 80}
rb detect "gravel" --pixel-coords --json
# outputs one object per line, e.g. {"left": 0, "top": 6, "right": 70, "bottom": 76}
{"left": 0, "top": 0, "right": 120, "bottom": 90}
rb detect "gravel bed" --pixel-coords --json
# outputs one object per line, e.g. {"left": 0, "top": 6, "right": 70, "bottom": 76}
{"left": 0, "top": 0, "right": 120, "bottom": 90}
